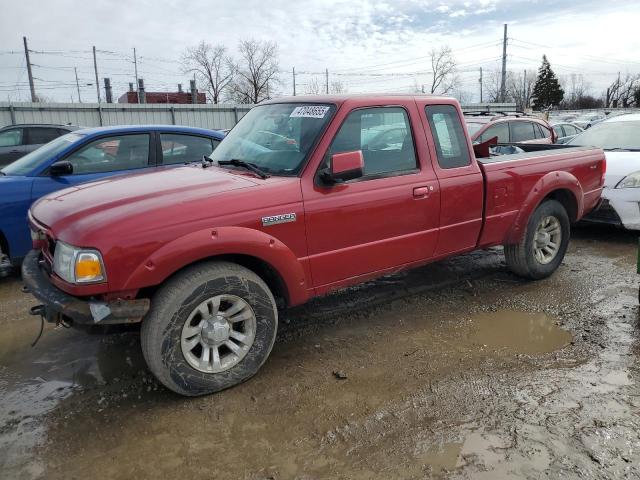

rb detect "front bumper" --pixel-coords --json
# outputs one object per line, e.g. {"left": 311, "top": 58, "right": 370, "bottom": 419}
{"left": 581, "top": 198, "right": 623, "bottom": 227}
{"left": 22, "top": 250, "right": 150, "bottom": 325}
{"left": 581, "top": 187, "right": 640, "bottom": 230}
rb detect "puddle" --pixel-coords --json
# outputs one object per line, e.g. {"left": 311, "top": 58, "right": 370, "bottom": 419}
{"left": 468, "top": 310, "right": 572, "bottom": 354}
{"left": 418, "top": 442, "right": 463, "bottom": 473}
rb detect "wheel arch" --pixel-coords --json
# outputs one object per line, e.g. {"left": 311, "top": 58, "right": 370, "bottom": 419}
{"left": 504, "top": 171, "right": 583, "bottom": 245}
{"left": 124, "top": 226, "right": 310, "bottom": 307}
{"left": 0, "top": 230, "right": 9, "bottom": 257}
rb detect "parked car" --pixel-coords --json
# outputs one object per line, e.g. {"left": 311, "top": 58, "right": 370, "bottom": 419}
{"left": 568, "top": 113, "right": 640, "bottom": 229}
{"left": 0, "top": 124, "right": 79, "bottom": 167}
{"left": 22, "top": 95, "right": 604, "bottom": 396}
{"left": 0, "top": 125, "right": 224, "bottom": 275}
{"left": 573, "top": 113, "right": 605, "bottom": 130}
{"left": 552, "top": 122, "right": 584, "bottom": 144}
{"left": 464, "top": 112, "right": 557, "bottom": 144}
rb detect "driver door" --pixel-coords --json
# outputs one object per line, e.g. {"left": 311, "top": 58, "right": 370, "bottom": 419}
{"left": 31, "top": 133, "right": 155, "bottom": 200}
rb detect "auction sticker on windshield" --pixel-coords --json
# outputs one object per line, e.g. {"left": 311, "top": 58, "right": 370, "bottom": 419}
{"left": 290, "top": 105, "right": 330, "bottom": 118}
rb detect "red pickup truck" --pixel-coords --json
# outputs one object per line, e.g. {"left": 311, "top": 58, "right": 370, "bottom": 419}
{"left": 23, "top": 95, "right": 605, "bottom": 396}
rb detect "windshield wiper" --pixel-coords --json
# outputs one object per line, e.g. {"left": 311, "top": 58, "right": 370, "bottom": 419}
{"left": 604, "top": 148, "right": 640, "bottom": 152}
{"left": 0, "top": 171, "right": 5, "bottom": 176}
{"left": 217, "top": 159, "right": 270, "bottom": 179}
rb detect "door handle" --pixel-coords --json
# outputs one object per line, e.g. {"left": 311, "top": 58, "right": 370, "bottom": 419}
{"left": 413, "top": 186, "right": 432, "bottom": 198}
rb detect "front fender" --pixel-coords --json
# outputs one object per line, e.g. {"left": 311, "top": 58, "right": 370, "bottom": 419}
{"left": 122, "top": 226, "right": 309, "bottom": 306}
{"left": 504, "top": 171, "right": 583, "bottom": 245}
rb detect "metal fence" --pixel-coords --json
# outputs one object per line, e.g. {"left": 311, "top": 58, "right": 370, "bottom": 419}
{"left": 0, "top": 102, "right": 253, "bottom": 130}
{"left": 0, "top": 101, "right": 521, "bottom": 131}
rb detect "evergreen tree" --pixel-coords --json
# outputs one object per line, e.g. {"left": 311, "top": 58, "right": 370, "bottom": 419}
{"left": 531, "top": 55, "right": 564, "bottom": 109}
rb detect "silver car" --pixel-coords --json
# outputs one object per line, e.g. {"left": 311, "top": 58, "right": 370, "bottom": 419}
{"left": 0, "top": 124, "right": 78, "bottom": 167}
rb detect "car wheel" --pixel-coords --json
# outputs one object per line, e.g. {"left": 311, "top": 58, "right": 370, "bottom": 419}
{"left": 504, "top": 199, "right": 570, "bottom": 280}
{"left": 141, "top": 261, "right": 278, "bottom": 396}
{"left": 0, "top": 245, "right": 12, "bottom": 278}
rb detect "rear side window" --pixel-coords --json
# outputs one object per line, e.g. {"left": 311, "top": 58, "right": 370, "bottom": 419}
{"left": 425, "top": 105, "right": 471, "bottom": 169}
{"left": 160, "top": 134, "right": 218, "bottom": 165}
{"left": 26, "top": 127, "right": 62, "bottom": 145}
{"left": 536, "top": 123, "right": 550, "bottom": 138}
{"left": 510, "top": 121, "right": 536, "bottom": 142}
{"left": 564, "top": 125, "right": 577, "bottom": 135}
{"left": 479, "top": 123, "right": 509, "bottom": 143}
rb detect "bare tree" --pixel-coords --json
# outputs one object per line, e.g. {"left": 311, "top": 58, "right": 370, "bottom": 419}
{"left": 330, "top": 79, "right": 347, "bottom": 94}
{"left": 482, "top": 69, "right": 503, "bottom": 103}
{"left": 451, "top": 88, "right": 473, "bottom": 105}
{"left": 182, "top": 42, "right": 234, "bottom": 104}
{"left": 508, "top": 70, "right": 536, "bottom": 110}
{"left": 304, "top": 77, "right": 321, "bottom": 95}
{"left": 227, "top": 39, "right": 280, "bottom": 104}
{"left": 603, "top": 74, "right": 640, "bottom": 108}
{"left": 429, "top": 46, "right": 458, "bottom": 94}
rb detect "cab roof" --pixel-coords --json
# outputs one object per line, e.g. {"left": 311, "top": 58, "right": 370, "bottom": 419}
{"left": 261, "top": 94, "right": 457, "bottom": 107}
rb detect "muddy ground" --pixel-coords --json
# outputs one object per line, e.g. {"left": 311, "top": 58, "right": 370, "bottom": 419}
{"left": 1, "top": 226, "right": 639, "bottom": 479}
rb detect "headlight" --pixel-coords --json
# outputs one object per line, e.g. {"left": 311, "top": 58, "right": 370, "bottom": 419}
{"left": 616, "top": 171, "right": 640, "bottom": 189}
{"left": 52, "top": 241, "right": 106, "bottom": 284}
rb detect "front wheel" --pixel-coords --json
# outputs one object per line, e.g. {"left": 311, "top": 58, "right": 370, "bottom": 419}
{"left": 141, "top": 261, "right": 278, "bottom": 396}
{"left": 504, "top": 199, "right": 570, "bottom": 280}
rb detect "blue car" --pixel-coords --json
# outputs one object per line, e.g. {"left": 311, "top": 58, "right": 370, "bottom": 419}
{"left": 0, "top": 125, "right": 225, "bottom": 275}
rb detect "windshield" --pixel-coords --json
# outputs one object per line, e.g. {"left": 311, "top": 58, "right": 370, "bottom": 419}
{"left": 209, "top": 103, "right": 335, "bottom": 175}
{"left": 1, "top": 132, "right": 82, "bottom": 176}
{"left": 567, "top": 121, "right": 640, "bottom": 150}
{"left": 465, "top": 122, "right": 484, "bottom": 136}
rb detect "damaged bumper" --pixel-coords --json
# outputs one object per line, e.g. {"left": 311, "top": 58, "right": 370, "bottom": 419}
{"left": 21, "top": 250, "right": 150, "bottom": 325}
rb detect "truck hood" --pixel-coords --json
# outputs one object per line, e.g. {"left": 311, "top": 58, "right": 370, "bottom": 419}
{"left": 31, "top": 165, "right": 266, "bottom": 240}
{"left": 602, "top": 151, "right": 640, "bottom": 188}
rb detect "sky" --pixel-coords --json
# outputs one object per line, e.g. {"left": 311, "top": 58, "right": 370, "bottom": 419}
{"left": 1, "top": 0, "right": 639, "bottom": 103}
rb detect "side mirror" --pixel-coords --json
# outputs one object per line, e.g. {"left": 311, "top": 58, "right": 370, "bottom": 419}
{"left": 50, "top": 160, "right": 73, "bottom": 176}
{"left": 322, "top": 150, "right": 364, "bottom": 184}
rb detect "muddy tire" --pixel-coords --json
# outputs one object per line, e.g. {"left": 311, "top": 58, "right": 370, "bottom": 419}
{"left": 504, "top": 199, "right": 570, "bottom": 280}
{"left": 140, "top": 261, "right": 278, "bottom": 396}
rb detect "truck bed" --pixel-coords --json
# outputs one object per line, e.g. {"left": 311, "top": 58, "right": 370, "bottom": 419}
{"left": 476, "top": 144, "right": 605, "bottom": 248}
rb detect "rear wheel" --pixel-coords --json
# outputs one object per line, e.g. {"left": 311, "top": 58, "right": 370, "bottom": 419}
{"left": 504, "top": 199, "right": 570, "bottom": 279}
{"left": 141, "top": 261, "right": 278, "bottom": 396}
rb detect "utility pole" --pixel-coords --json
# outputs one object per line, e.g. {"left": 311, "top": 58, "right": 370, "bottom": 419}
{"left": 325, "top": 68, "right": 329, "bottom": 94}
{"left": 133, "top": 47, "right": 140, "bottom": 103}
{"left": 74, "top": 67, "right": 82, "bottom": 103}
{"left": 92, "top": 46, "right": 101, "bottom": 103}
{"left": 479, "top": 67, "right": 483, "bottom": 103}
{"left": 523, "top": 69, "right": 527, "bottom": 109}
{"left": 292, "top": 67, "right": 296, "bottom": 96}
{"left": 23, "top": 36, "right": 37, "bottom": 102}
{"left": 500, "top": 23, "right": 508, "bottom": 103}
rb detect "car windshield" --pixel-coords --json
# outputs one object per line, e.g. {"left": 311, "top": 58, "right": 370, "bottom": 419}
{"left": 465, "top": 122, "right": 484, "bottom": 136}
{"left": 209, "top": 103, "right": 335, "bottom": 176}
{"left": 567, "top": 121, "right": 640, "bottom": 150}
{"left": 1, "top": 133, "right": 83, "bottom": 176}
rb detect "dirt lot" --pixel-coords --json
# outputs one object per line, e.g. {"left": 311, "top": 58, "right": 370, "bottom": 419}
{"left": 1, "top": 226, "right": 639, "bottom": 479}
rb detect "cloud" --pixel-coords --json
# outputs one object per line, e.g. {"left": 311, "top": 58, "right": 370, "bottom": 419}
{"left": 0, "top": 0, "right": 638, "bottom": 102}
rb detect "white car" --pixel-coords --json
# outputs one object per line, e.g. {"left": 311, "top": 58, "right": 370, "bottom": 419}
{"left": 568, "top": 114, "right": 640, "bottom": 229}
